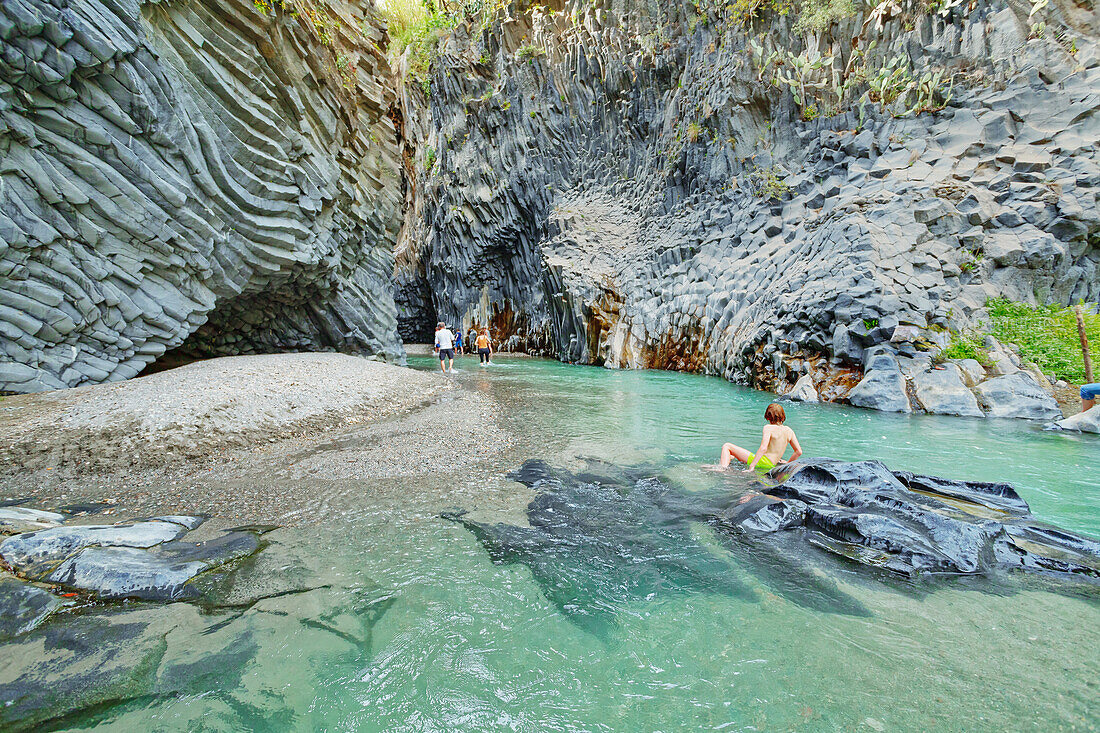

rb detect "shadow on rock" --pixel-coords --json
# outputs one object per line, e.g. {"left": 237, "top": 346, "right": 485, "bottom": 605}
{"left": 445, "top": 459, "right": 872, "bottom": 636}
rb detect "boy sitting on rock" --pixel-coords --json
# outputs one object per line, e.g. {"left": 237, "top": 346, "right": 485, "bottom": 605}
{"left": 717, "top": 403, "right": 803, "bottom": 473}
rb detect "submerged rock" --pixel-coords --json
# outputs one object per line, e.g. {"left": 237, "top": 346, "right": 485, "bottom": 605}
{"left": 0, "top": 577, "right": 63, "bottom": 642}
{"left": 446, "top": 460, "right": 754, "bottom": 635}
{"left": 0, "top": 517, "right": 266, "bottom": 602}
{"left": 447, "top": 459, "right": 872, "bottom": 633}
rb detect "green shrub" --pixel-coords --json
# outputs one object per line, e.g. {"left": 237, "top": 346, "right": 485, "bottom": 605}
{"left": 986, "top": 298, "right": 1099, "bottom": 383}
{"left": 380, "top": 0, "right": 428, "bottom": 46}
{"left": 793, "top": 0, "right": 856, "bottom": 33}
{"left": 941, "top": 331, "right": 992, "bottom": 367}
{"left": 381, "top": 0, "right": 506, "bottom": 88}
{"left": 517, "top": 44, "right": 543, "bottom": 61}
{"left": 750, "top": 165, "right": 789, "bottom": 200}
{"left": 686, "top": 121, "right": 703, "bottom": 143}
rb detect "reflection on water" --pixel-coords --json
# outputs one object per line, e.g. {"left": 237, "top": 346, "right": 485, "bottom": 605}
{"left": 25, "top": 358, "right": 1100, "bottom": 731}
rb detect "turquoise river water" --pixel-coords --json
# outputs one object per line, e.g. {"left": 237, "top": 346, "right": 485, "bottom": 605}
{"left": 60, "top": 357, "right": 1098, "bottom": 731}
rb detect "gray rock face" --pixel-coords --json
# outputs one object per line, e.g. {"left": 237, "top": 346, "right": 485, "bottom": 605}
{"left": 976, "top": 372, "right": 1063, "bottom": 420}
{"left": 912, "top": 364, "right": 984, "bottom": 418}
{"left": 1050, "top": 405, "right": 1100, "bottom": 434}
{"left": 0, "top": 521, "right": 188, "bottom": 578}
{"left": 846, "top": 356, "right": 912, "bottom": 413}
{"left": 954, "top": 359, "right": 988, "bottom": 387}
{"left": 47, "top": 547, "right": 206, "bottom": 601}
{"left": 780, "top": 374, "right": 819, "bottom": 403}
{"left": 0, "top": 507, "right": 65, "bottom": 535}
{"left": 0, "top": 577, "right": 62, "bottom": 642}
{"left": 398, "top": 0, "right": 1098, "bottom": 404}
{"left": 0, "top": 517, "right": 268, "bottom": 602}
{"left": 0, "top": 0, "right": 405, "bottom": 394}
{"left": 47, "top": 530, "right": 261, "bottom": 601}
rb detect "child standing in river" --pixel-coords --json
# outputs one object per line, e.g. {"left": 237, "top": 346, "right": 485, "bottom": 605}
{"left": 717, "top": 403, "right": 802, "bottom": 473}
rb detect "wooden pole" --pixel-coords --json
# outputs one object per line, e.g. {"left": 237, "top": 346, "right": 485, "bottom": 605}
{"left": 1076, "top": 305, "right": 1094, "bottom": 384}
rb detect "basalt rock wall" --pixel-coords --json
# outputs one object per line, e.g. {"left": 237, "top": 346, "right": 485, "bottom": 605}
{"left": 404, "top": 0, "right": 1099, "bottom": 393}
{"left": 1, "top": 0, "right": 405, "bottom": 393}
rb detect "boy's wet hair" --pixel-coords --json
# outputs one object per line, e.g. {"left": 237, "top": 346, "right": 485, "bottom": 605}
{"left": 764, "top": 403, "right": 785, "bottom": 424}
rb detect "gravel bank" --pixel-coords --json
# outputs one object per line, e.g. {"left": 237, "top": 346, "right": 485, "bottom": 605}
{"left": 0, "top": 353, "right": 452, "bottom": 473}
{"left": 0, "top": 353, "right": 517, "bottom": 525}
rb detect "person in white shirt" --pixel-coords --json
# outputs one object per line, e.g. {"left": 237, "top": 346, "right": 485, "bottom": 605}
{"left": 434, "top": 322, "right": 455, "bottom": 373}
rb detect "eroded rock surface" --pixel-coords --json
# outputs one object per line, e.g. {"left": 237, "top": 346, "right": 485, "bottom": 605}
{"left": 975, "top": 371, "right": 1063, "bottom": 420}
{"left": 0, "top": 0, "right": 405, "bottom": 394}
{"left": 0, "top": 515, "right": 266, "bottom": 601}
{"left": 401, "top": 0, "right": 1099, "bottom": 411}
{"left": 445, "top": 459, "right": 758, "bottom": 636}
{"left": 733, "top": 458, "right": 1100, "bottom": 578}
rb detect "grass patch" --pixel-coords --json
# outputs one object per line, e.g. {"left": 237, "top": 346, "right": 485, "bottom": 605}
{"left": 986, "top": 298, "right": 1099, "bottom": 383}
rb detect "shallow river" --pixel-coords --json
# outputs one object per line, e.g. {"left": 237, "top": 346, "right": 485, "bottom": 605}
{"left": 57, "top": 358, "right": 1100, "bottom": 731}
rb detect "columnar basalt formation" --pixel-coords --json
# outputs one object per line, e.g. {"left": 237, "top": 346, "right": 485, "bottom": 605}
{"left": 403, "top": 0, "right": 1099, "bottom": 404}
{"left": 1, "top": 0, "right": 405, "bottom": 393}
{"left": 3, "top": 0, "right": 1098, "bottom": 406}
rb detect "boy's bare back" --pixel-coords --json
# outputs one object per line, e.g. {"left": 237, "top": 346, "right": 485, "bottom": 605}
{"left": 760, "top": 424, "right": 797, "bottom": 465}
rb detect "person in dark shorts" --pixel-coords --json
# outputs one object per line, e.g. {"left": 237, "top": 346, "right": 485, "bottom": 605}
{"left": 1082, "top": 383, "right": 1100, "bottom": 411}
{"left": 434, "top": 322, "right": 455, "bottom": 373}
{"left": 476, "top": 328, "right": 493, "bottom": 365}
{"left": 454, "top": 327, "right": 464, "bottom": 355}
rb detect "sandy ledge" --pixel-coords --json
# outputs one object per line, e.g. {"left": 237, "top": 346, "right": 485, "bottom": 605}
{"left": 0, "top": 353, "right": 519, "bottom": 525}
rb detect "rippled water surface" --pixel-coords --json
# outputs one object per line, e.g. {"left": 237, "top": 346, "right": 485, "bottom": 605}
{"left": 67, "top": 358, "right": 1100, "bottom": 731}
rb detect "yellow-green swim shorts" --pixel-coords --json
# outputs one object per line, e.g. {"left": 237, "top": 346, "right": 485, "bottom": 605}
{"left": 746, "top": 453, "right": 776, "bottom": 471}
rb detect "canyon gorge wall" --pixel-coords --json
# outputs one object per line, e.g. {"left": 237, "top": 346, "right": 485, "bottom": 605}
{"left": 402, "top": 0, "right": 1099, "bottom": 395}
{"left": 1, "top": 0, "right": 405, "bottom": 393}
{"left": 2, "top": 0, "right": 1098, "bottom": 401}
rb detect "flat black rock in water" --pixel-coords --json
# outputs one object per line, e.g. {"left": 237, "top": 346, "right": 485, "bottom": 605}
{"left": 450, "top": 458, "right": 1099, "bottom": 632}
{"left": 445, "top": 459, "right": 870, "bottom": 635}
{"left": 727, "top": 458, "right": 1100, "bottom": 582}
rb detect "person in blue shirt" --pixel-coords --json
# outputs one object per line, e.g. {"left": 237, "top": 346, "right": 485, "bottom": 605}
{"left": 454, "top": 327, "right": 464, "bottom": 355}
{"left": 1082, "top": 383, "right": 1100, "bottom": 412}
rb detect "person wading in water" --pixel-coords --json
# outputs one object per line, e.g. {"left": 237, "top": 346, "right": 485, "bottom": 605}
{"left": 434, "top": 322, "right": 456, "bottom": 373}
{"left": 476, "top": 328, "right": 494, "bottom": 366}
